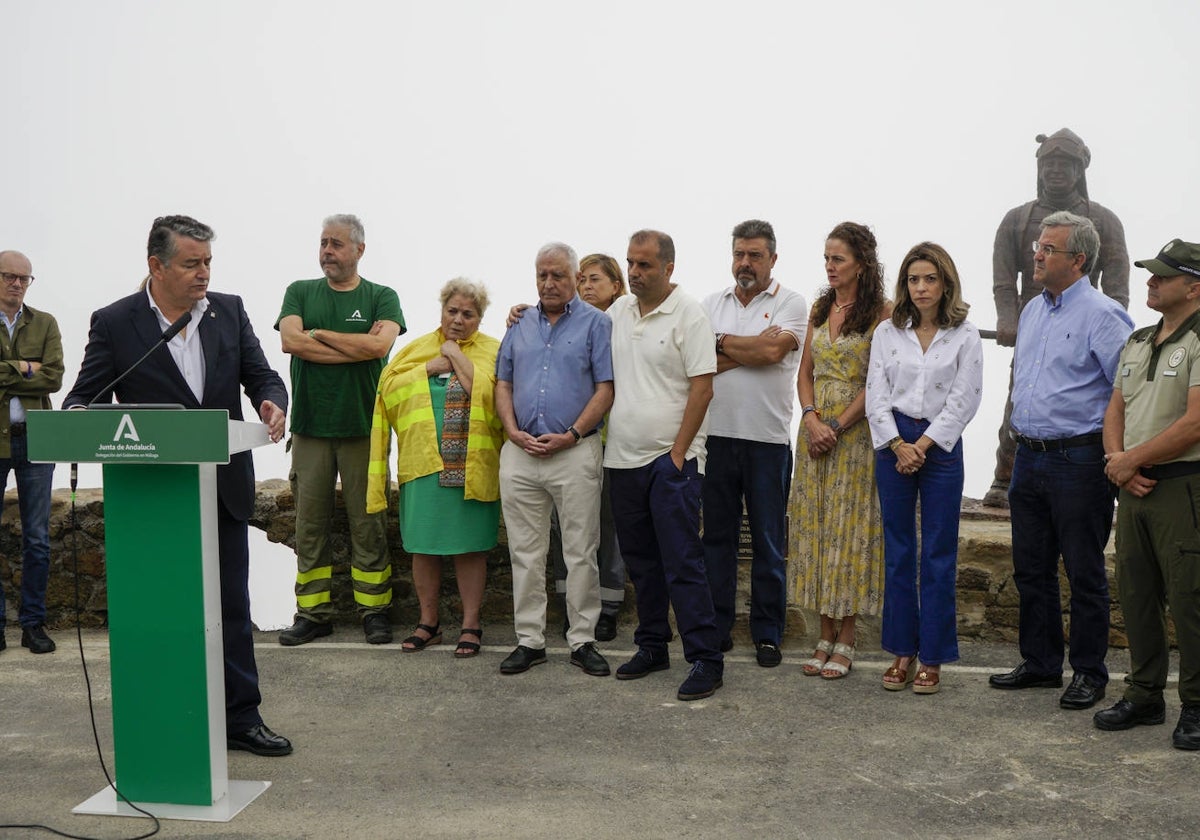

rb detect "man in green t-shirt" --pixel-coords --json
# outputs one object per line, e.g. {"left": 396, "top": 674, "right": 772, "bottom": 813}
{"left": 275, "top": 214, "right": 405, "bottom": 645}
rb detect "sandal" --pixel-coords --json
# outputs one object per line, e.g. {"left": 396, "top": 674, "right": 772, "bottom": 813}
{"left": 820, "top": 642, "right": 855, "bottom": 680}
{"left": 883, "top": 654, "right": 918, "bottom": 691}
{"left": 454, "top": 628, "right": 483, "bottom": 659}
{"left": 913, "top": 664, "right": 941, "bottom": 695}
{"left": 801, "top": 639, "right": 835, "bottom": 677}
{"left": 401, "top": 623, "right": 442, "bottom": 652}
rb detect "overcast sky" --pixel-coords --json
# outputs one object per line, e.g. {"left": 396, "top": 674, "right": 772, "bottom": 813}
{"left": 5, "top": 0, "right": 1197, "bottom": 623}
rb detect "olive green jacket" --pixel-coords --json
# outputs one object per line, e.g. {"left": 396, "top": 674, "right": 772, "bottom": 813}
{"left": 0, "top": 303, "right": 64, "bottom": 459}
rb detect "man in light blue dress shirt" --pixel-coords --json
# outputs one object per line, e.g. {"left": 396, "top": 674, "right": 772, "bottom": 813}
{"left": 989, "top": 211, "right": 1133, "bottom": 712}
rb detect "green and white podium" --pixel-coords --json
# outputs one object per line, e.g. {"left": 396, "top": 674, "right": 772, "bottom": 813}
{"left": 27, "top": 408, "right": 273, "bottom": 822}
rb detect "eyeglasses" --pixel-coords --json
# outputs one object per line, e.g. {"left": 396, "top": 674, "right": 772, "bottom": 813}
{"left": 1, "top": 272, "right": 35, "bottom": 287}
{"left": 1031, "top": 242, "right": 1080, "bottom": 259}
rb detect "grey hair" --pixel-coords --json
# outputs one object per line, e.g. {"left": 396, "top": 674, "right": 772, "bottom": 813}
{"left": 536, "top": 242, "right": 579, "bottom": 275}
{"left": 147, "top": 215, "right": 215, "bottom": 265}
{"left": 323, "top": 214, "right": 365, "bottom": 245}
{"left": 1041, "top": 210, "right": 1101, "bottom": 275}
{"left": 439, "top": 277, "right": 490, "bottom": 318}
{"left": 731, "top": 219, "right": 777, "bottom": 256}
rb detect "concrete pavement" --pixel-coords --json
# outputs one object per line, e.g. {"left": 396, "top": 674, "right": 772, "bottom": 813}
{"left": 0, "top": 627, "right": 1195, "bottom": 839}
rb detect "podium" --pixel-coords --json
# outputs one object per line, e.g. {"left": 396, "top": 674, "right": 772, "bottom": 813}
{"left": 27, "top": 408, "right": 273, "bottom": 822}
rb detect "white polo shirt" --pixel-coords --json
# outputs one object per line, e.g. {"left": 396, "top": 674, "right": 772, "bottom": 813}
{"left": 702, "top": 280, "right": 808, "bottom": 444}
{"left": 604, "top": 286, "right": 717, "bottom": 472}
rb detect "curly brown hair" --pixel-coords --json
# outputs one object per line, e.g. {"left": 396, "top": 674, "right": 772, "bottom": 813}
{"left": 811, "top": 221, "right": 887, "bottom": 337}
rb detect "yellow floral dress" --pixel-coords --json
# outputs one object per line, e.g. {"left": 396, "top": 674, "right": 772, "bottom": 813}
{"left": 788, "top": 321, "right": 884, "bottom": 618}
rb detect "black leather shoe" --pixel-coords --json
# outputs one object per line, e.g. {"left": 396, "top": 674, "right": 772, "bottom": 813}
{"left": 595, "top": 613, "right": 618, "bottom": 642}
{"left": 616, "top": 647, "right": 670, "bottom": 680}
{"left": 1060, "top": 673, "right": 1105, "bottom": 710}
{"left": 1173, "top": 705, "right": 1200, "bottom": 750}
{"left": 278, "top": 617, "right": 332, "bottom": 646}
{"left": 499, "top": 645, "right": 546, "bottom": 674}
{"left": 988, "top": 661, "right": 1062, "bottom": 690}
{"left": 570, "top": 642, "right": 611, "bottom": 676}
{"left": 363, "top": 613, "right": 392, "bottom": 645}
{"left": 755, "top": 640, "right": 782, "bottom": 668}
{"left": 1093, "top": 697, "right": 1166, "bottom": 731}
{"left": 21, "top": 625, "right": 56, "bottom": 654}
{"left": 227, "top": 723, "right": 293, "bottom": 756}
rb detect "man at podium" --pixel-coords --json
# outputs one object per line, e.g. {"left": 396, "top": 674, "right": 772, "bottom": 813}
{"left": 63, "top": 215, "right": 293, "bottom": 757}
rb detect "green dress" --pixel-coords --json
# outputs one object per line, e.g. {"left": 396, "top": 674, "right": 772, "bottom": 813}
{"left": 788, "top": 321, "right": 884, "bottom": 618}
{"left": 397, "top": 375, "right": 500, "bottom": 554}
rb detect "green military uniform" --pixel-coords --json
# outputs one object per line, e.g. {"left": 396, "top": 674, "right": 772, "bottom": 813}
{"left": 1114, "top": 311, "right": 1200, "bottom": 706}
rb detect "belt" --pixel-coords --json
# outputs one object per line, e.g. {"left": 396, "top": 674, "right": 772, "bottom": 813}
{"left": 9, "top": 422, "right": 26, "bottom": 437}
{"left": 1141, "top": 461, "right": 1200, "bottom": 481}
{"left": 1011, "top": 431, "right": 1102, "bottom": 452}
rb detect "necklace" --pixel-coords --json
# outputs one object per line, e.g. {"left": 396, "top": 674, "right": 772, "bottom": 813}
{"left": 832, "top": 299, "right": 855, "bottom": 313}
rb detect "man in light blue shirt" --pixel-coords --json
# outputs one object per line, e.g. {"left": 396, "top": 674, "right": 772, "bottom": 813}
{"left": 990, "top": 211, "right": 1134, "bottom": 712}
{"left": 495, "top": 242, "right": 614, "bottom": 677}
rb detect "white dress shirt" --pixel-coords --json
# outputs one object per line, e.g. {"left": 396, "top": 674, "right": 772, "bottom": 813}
{"left": 865, "top": 318, "right": 984, "bottom": 452}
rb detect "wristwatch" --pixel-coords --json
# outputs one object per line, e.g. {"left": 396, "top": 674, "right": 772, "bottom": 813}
{"left": 828, "top": 418, "right": 842, "bottom": 435}
{"left": 567, "top": 425, "right": 582, "bottom": 442}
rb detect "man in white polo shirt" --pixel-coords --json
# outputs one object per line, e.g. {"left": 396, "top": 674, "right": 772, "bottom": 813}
{"left": 701, "top": 220, "right": 807, "bottom": 667}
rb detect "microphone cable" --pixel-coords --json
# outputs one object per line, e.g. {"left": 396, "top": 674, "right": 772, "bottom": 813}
{"left": 0, "top": 467, "right": 161, "bottom": 840}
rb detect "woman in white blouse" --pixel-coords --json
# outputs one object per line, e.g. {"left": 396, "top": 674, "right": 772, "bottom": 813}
{"left": 865, "top": 242, "right": 983, "bottom": 695}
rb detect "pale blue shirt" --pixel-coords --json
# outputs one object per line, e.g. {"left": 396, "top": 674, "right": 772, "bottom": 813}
{"left": 496, "top": 294, "right": 613, "bottom": 436}
{"left": 1011, "top": 276, "right": 1133, "bottom": 438}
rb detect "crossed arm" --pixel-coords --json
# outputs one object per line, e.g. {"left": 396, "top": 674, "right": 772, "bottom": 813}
{"left": 279, "top": 314, "right": 401, "bottom": 363}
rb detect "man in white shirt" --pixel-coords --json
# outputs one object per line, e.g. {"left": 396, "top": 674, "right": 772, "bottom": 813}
{"left": 701, "top": 220, "right": 807, "bottom": 667}
{"left": 606, "top": 229, "right": 724, "bottom": 701}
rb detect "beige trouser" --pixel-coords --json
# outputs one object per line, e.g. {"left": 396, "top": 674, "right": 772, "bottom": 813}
{"left": 500, "top": 435, "right": 603, "bottom": 649}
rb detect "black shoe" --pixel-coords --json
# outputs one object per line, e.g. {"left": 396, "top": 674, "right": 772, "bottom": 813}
{"left": 988, "top": 661, "right": 1062, "bottom": 690}
{"left": 677, "top": 660, "right": 723, "bottom": 701}
{"left": 21, "top": 625, "right": 55, "bottom": 654}
{"left": 570, "top": 642, "right": 611, "bottom": 676}
{"left": 719, "top": 636, "right": 734, "bottom": 653}
{"left": 1093, "top": 698, "right": 1166, "bottom": 731}
{"left": 615, "top": 647, "right": 670, "bottom": 680}
{"left": 363, "top": 613, "right": 392, "bottom": 645}
{"left": 499, "top": 645, "right": 547, "bottom": 675}
{"left": 1173, "top": 705, "right": 1200, "bottom": 750}
{"left": 227, "top": 723, "right": 293, "bottom": 757}
{"left": 278, "top": 617, "right": 332, "bottom": 646}
{"left": 595, "top": 613, "right": 618, "bottom": 642}
{"left": 1060, "top": 673, "right": 1105, "bottom": 710}
{"left": 755, "top": 640, "right": 782, "bottom": 668}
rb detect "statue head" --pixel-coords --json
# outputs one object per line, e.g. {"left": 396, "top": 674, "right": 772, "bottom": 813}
{"left": 1035, "top": 128, "right": 1090, "bottom": 205}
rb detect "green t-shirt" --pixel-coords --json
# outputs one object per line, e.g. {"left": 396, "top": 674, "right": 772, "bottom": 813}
{"left": 275, "top": 277, "right": 405, "bottom": 437}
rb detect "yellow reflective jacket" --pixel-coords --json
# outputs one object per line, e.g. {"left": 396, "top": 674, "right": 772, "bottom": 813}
{"left": 367, "top": 328, "right": 503, "bottom": 513}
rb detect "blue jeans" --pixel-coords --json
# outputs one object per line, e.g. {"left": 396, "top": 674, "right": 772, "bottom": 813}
{"left": 701, "top": 436, "right": 791, "bottom": 646}
{"left": 875, "top": 413, "right": 962, "bottom": 665}
{"left": 610, "top": 453, "right": 722, "bottom": 668}
{"left": 0, "top": 434, "right": 55, "bottom": 627}
{"left": 1009, "top": 441, "right": 1113, "bottom": 683}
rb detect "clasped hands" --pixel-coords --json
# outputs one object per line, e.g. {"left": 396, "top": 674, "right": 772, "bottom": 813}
{"left": 892, "top": 441, "right": 926, "bottom": 475}
{"left": 1104, "top": 451, "right": 1156, "bottom": 498}
{"left": 510, "top": 429, "right": 573, "bottom": 458}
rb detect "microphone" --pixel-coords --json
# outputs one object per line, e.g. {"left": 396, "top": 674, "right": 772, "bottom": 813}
{"left": 87, "top": 311, "right": 193, "bottom": 406}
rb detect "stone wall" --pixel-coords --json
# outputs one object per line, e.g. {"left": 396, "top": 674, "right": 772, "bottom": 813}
{"left": 1, "top": 485, "right": 1167, "bottom": 649}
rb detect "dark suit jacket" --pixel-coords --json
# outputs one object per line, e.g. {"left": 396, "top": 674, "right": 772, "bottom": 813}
{"left": 63, "top": 290, "right": 288, "bottom": 521}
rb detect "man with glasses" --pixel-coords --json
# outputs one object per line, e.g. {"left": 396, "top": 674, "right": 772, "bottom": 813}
{"left": 989, "top": 212, "right": 1133, "bottom": 714}
{"left": 0, "top": 251, "right": 63, "bottom": 654}
{"left": 985, "top": 129, "right": 1129, "bottom": 508}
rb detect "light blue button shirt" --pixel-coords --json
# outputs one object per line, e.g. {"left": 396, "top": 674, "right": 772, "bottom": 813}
{"left": 496, "top": 295, "right": 613, "bottom": 436}
{"left": 1011, "top": 276, "right": 1133, "bottom": 438}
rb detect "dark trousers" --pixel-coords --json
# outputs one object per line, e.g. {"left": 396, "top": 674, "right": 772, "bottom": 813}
{"left": 219, "top": 506, "right": 263, "bottom": 733}
{"left": 875, "top": 413, "right": 963, "bottom": 665}
{"left": 1009, "top": 441, "right": 1113, "bottom": 683}
{"left": 610, "top": 454, "right": 722, "bottom": 667}
{"left": 1115, "top": 477, "right": 1200, "bottom": 706}
{"left": 701, "top": 436, "right": 791, "bottom": 646}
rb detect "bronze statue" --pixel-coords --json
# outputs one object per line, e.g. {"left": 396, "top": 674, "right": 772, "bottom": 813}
{"left": 983, "top": 129, "right": 1129, "bottom": 508}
